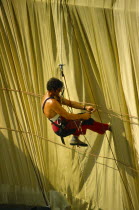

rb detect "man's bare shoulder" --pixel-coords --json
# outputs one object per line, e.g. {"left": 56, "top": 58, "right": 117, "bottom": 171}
{"left": 42, "top": 95, "right": 56, "bottom": 104}
{"left": 45, "top": 98, "right": 60, "bottom": 108}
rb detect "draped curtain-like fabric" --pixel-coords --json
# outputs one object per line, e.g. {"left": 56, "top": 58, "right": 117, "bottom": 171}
{"left": 0, "top": 0, "right": 139, "bottom": 209}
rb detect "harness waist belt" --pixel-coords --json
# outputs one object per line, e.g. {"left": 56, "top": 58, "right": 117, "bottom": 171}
{"left": 49, "top": 114, "right": 60, "bottom": 122}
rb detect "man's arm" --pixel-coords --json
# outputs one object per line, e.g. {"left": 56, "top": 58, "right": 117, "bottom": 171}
{"left": 61, "top": 97, "right": 96, "bottom": 112}
{"left": 50, "top": 99, "right": 91, "bottom": 120}
{"left": 62, "top": 98, "right": 84, "bottom": 109}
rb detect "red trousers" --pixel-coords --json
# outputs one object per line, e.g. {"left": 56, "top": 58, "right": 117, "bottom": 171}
{"left": 52, "top": 117, "right": 109, "bottom": 137}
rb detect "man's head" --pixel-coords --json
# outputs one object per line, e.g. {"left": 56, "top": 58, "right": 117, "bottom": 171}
{"left": 46, "top": 77, "right": 64, "bottom": 92}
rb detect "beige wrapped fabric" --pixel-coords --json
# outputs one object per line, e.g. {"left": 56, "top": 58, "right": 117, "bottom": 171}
{"left": 0, "top": 0, "right": 139, "bottom": 209}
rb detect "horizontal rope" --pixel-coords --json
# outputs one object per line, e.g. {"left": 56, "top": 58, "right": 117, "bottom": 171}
{"left": 0, "top": 87, "right": 42, "bottom": 98}
{"left": 96, "top": 109, "right": 139, "bottom": 126}
{"left": 1, "top": 87, "right": 139, "bottom": 125}
{"left": 0, "top": 126, "right": 138, "bottom": 173}
{"left": 80, "top": 101, "right": 139, "bottom": 121}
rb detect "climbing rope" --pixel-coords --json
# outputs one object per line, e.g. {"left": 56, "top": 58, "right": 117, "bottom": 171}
{"left": 58, "top": 1, "right": 89, "bottom": 202}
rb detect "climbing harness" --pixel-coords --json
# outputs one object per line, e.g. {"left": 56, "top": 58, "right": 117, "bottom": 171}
{"left": 42, "top": 96, "right": 76, "bottom": 145}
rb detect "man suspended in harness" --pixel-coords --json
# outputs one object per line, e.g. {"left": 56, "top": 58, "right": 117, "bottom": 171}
{"left": 42, "top": 77, "right": 111, "bottom": 147}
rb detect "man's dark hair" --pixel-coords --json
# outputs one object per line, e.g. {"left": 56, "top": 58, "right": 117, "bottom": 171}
{"left": 46, "top": 77, "right": 64, "bottom": 91}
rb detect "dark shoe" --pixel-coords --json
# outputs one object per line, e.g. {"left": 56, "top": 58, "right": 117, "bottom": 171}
{"left": 70, "top": 136, "right": 88, "bottom": 147}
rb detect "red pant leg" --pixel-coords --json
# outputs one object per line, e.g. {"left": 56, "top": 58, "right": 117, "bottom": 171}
{"left": 86, "top": 121, "right": 109, "bottom": 134}
{"left": 73, "top": 120, "right": 109, "bottom": 136}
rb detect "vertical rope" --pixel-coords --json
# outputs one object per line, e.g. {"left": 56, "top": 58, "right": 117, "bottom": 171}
{"left": 60, "top": 0, "right": 63, "bottom": 65}
{"left": 59, "top": 1, "right": 72, "bottom": 111}
{"left": 59, "top": 1, "right": 89, "bottom": 202}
